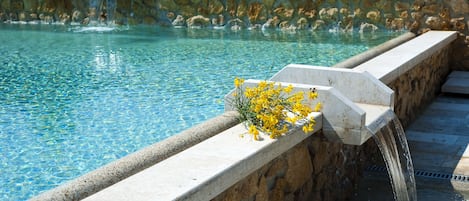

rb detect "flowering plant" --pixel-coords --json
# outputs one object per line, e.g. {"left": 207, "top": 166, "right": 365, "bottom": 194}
{"left": 231, "top": 78, "right": 321, "bottom": 140}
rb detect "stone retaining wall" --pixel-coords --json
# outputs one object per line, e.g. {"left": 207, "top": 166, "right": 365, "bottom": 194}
{"left": 0, "top": 0, "right": 468, "bottom": 69}
{"left": 211, "top": 131, "right": 369, "bottom": 201}
{"left": 389, "top": 46, "right": 451, "bottom": 128}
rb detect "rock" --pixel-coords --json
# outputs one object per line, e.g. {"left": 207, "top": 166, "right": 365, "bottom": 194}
{"left": 10, "top": 0, "right": 23, "bottom": 11}
{"left": 269, "top": 178, "right": 286, "bottom": 201}
{"left": 313, "top": 170, "right": 328, "bottom": 189}
{"left": 439, "top": 8, "right": 451, "bottom": 21}
{"left": 18, "top": 12, "right": 26, "bottom": 21}
{"left": 312, "top": 19, "right": 325, "bottom": 30}
{"left": 451, "top": 17, "right": 466, "bottom": 31}
{"left": 342, "top": 17, "right": 354, "bottom": 32}
{"left": 425, "top": 16, "right": 441, "bottom": 29}
{"left": 411, "top": 2, "right": 424, "bottom": 11}
{"left": 255, "top": 176, "right": 269, "bottom": 200}
{"left": 449, "top": 0, "right": 469, "bottom": 14}
{"left": 72, "top": 10, "right": 83, "bottom": 23}
{"left": 284, "top": 146, "right": 313, "bottom": 192}
{"left": 354, "top": 8, "right": 364, "bottom": 19}
{"left": 418, "top": 27, "right": 432, "bottom": 34}
{"left": 236, "top": 0, "right": 248, "bottom": 17}
{"left": 204, "top": 0, "right": 223, "bottom": 15}
{"left": 212, "top": 167, "right": 261, "bottom": 201}
{"left": 376, "top": 0, "right": 393, "bottom": 12}
{"left": 411, "top": 11, "right": 423, "bottom": 21}
{"left": 172, "top": 14, "right": 185, "bottom": 26}
{"left": 359, "top": 22, "right": 378, "bottom": 33}
{"left": 262, "top": 16, "right": 280, "bottom": 29}
{"left": 366, "top": 10, "right": 380, "bottom": 23}
{"left": 395, "top": 2, "right": 410, "bottom": 12}
{"left": 303, "top": 9, "right": 316, "bottom": 19}
{"left": 327, "top": 7, "right": 339, "bottom": 20}
{"left": 318, "top": 7, "right": 339, "bottom": 22}
{"left": 279, "top": 21, "right": 296, "bottom": 31}
{"left": 266, "top": 158, "right": 287, "bottom": 178}
{"left": 422, "top": 4, "right": 439, "bottom": 14}
{"left": 226, "top": 18, "right": 246, "bottom": 30}
{"left": 179, "top": 5, "right": 196, "bottom": 17}
{"left": 274, "top": 6, "right": 295, "bottom": 20}
{"left": 383, "top": 13, "right": 393, "bottom": 19}
{"left": 296, "top": 17, "right": 309, "bottom": 30}
{"left": 247, "top": 2, "right": 264, "bottom": 24}
{"left": 166, "top": 12, "right": 175, "bottom": 21}
{"left": 391, "top": 18, "right": 405, "bottom": 30}
{"left": 340, "top": 8, "right": 349, "bottom": 16}
{"left": 186, "top": 15, "right": 210, "bottom": 28}
{"left": 59, "top": 12, "right": 70, "bottom": 24}
{"left": 400, "top": 10, "right": 409, "bottom": 19}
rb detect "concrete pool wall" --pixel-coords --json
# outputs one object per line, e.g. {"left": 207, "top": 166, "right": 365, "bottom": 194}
{"left": 37, "top": 30, "right": 456, "bottom": 201}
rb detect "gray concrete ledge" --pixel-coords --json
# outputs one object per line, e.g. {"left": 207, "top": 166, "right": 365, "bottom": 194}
{"left": 30, "top": 111, "right": 240, "bottom": 201}
{"left": 332, "top": 32, "right": 416, "bottom": 69}
{"left": 355, "top": 31, "right": 457, "bottom": 84}
{"left": 83, "top": 114, "right": 322, "bottom": 201}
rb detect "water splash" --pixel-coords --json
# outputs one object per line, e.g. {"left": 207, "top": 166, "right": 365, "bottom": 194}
{"left": 373, "top": 114, "right": 417, "bottom": 201}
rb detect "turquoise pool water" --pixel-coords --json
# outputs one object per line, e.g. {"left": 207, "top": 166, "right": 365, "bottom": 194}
{"left": 0, "top": 24, "right": 400, "bottom": 200}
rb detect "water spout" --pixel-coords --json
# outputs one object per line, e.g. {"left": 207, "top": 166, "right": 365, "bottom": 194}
{"left": 373, "top": 114, "right": 417, "bottom": 201}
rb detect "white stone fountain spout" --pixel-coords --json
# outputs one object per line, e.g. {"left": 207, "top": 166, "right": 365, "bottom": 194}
{"left": 266, "top": 64, "right": 395, "bottom": 145}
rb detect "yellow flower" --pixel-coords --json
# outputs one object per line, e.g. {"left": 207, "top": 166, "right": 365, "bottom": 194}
{"left": 258, "top": 81, "right": 268, "bottom": 90}
{"left": 234, "top": 77, "right": 244, "bottom": 88}
{"left": 302, "top": 123, "right": 314, "bottom": 133}
{"left": 314, "top": 102, "right": 322, "bottom": 112}
{"left": 244, "top": 88, "right": 256, "bottom": 98}
{"left": 283, "top": 84, "right": 294, "bottom": 94}
{"left": 231, "top": 78, "right": 319, "bottom": 139}
{"left": 248, "top": 124, "right": 260, "bottom": 140}
{"left": 308, "top": 91, "right": 318, "bottom": 100}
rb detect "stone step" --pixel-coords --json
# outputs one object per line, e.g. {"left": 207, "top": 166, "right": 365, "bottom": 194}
{"left": 404, "top": 94, "right": 469, "bottom": 178}
{"left": 442, "top": 71, "right": 469, "bottom": 94}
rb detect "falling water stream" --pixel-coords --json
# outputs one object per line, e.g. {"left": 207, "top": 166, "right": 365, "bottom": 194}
{"left": 372, "top": 114, "right": 417, "bottom": 201}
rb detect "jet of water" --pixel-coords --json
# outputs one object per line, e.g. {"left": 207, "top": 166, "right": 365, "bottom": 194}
{"left": 372, "top": 114, "right": 417, "bottom": 201}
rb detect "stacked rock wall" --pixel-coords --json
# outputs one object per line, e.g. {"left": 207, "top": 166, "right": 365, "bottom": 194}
{"left": 0, "top": 1, "right": 468, "bottom": 32}
{"left": 0, "top": 0, "right": 468, "bottom": 69}
{"left": 212, "top": 132, "right": 369, "bottom": 201}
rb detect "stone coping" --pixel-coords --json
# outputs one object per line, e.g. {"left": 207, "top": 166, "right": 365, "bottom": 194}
{"left": 332, "top": 32, "right": 416, "bottom": 69}
{"left": 30, "top": 111, "right": 240, "bottom": 201}
{"left": 354, "top": 31, "right": 458, "bottom": 84}
{"left": 83, "top": 113, "right": 323, "bottom": 201}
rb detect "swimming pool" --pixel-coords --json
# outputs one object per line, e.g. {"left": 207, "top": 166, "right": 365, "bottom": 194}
{"left": 0, "top": 24, "right": 400, "bottom": 200}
